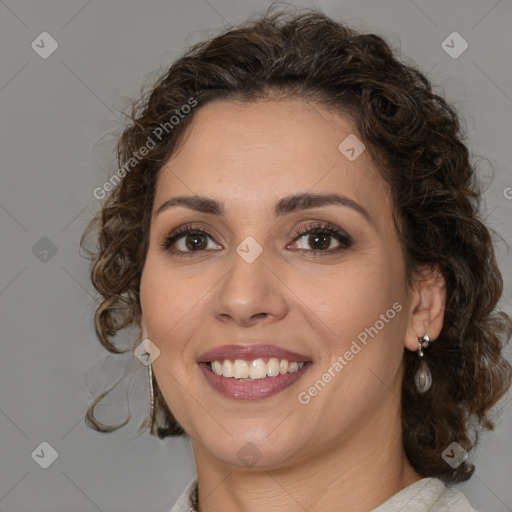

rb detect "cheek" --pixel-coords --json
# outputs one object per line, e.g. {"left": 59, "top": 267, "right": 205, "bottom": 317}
{"left": 139, "top": 253, "right": 223, "bottom": 376}
{"left": 139, "top": 256, "right": 195, "bottom": 348}
{"left": 139, "top": 259, "right": 201, "bottom": 407}
{"left": 303, "top": 264, "right": 406, "bottom": 416}
{"left": 295, "top": 252, "right": 406, "bottom": 346}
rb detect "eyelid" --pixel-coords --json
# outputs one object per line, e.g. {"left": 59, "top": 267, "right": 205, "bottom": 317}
{"left": 161, "top": 221, "right": 353, "bottom": 255}
{"left": 160, "top": 223, "right": 221, "bottom": 251}
{"left": 289, "top": 221, "right": 352, "bottom": 244}
{"left": 286, "top": 222, "right": 353, "bottom": 255}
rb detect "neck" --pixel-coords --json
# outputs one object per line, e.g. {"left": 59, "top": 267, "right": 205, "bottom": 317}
{"left": 192, "top": 406, "right": 423, "bottom": 512}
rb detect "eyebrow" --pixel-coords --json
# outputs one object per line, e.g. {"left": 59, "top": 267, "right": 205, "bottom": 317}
{"left": 155, "top": 193, "right": 373, "bottom": 225}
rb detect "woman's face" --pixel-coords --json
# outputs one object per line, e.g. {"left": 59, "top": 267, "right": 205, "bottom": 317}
{"left": 140, "top": 98, "right": 420, "bottom": 469}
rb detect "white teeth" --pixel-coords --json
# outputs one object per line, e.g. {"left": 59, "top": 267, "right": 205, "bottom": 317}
{"left": 249, "top": 359, "right": 267, "bottom": 379}
{"left": 288, "top": 362, "right": 299, "bottom": 373}
{"left": 212, "top": 361, "right": 223, "bottom": 375}
{"left": 209, "top": 358, "right": 306, "bottom": 379}
{"left": 222, "top": 360, "right": 234, "bottom": 378}
{"left": 267, "top": 357, "right": 280, "bottom": 377}
{"left": 233, "top": 360, "right": 249, "bottom": 379}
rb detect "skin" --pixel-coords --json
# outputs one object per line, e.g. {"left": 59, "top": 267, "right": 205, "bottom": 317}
{"left": 139, "top": 98, "right": 446, "bottom": 511}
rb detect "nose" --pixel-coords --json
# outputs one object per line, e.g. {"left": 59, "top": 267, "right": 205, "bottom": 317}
{"left": 210, "top": 248, "right": 289, "bottom": 328}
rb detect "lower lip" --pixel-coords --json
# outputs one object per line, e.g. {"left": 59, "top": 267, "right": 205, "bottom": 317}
{"left": 198, "top": 362, "right": 312, "bottom": 400}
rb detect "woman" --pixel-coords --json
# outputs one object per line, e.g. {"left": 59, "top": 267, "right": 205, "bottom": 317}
{"left": 82, "top": 8, "right": 511, "bottom": 512}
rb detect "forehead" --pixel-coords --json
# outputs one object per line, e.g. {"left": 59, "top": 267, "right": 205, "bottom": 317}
{"left": 154, "top": 98, "right": 390, "bottom": 222}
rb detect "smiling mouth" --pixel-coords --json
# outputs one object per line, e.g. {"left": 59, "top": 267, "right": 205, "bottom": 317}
{"left": 198, "top": 358, "right": 312, "bottom": 400}
{"left": 206, "top": 357, "right": 306, "bottom": 380}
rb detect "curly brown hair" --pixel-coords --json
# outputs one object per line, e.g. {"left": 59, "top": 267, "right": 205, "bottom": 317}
{"left": 81, "top": 8, "right": 512, "bottom": 484}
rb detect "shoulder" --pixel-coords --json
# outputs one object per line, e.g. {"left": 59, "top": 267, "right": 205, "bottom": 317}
{"left": 432, "top": 484, "right": 479, "bottom": 512}
{"left": 169, "top": 478, "right": 198, "bottom": 512}
{"left": 171, "top": 477, "right": 478, "bottom": 512}
{"left": 372, "top": 477, "right": 478, "bottom": 512}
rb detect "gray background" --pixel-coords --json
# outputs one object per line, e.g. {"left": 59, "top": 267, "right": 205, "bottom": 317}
{"left": 1, "top": 0, "right": 511, "bottom": 511}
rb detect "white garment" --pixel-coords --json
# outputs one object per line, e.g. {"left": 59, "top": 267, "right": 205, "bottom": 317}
{"left": 169, "top": 477, "right": 478, "bottom": 511}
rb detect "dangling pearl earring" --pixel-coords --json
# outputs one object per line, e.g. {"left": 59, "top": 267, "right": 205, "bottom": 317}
{"left": 148, "top": 363, "right": 155, "bottom": 431}
{"left": 414, "top": 334, "right": 433, "bottom": 393}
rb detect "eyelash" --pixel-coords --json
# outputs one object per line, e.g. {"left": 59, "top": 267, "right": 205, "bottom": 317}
{"left": 161, "top": 222, "right": 353, "bottom": 257}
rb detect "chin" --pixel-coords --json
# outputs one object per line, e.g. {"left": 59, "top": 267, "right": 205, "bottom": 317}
{"left": 192, "top": 423, "right": 311, "bottom": 470}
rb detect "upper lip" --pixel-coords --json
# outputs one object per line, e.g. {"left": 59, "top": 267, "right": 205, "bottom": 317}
{"left": 197, "top": 344, "right": 311, "bottom": 363}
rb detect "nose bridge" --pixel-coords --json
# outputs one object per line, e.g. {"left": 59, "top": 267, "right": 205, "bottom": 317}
{"left": 211, "top": 240, "right": 287, "bottom": 325}
{"left": 227, "top": 243, "right": 267, "bottom": 293}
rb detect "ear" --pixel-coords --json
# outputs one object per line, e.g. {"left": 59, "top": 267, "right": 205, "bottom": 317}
{"left": 404, "top": 265, "right": 447, "bottom": 352}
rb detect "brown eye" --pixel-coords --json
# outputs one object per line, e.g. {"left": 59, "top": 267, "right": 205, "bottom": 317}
{"left": 162, "top": 225, "right": 222, "bottom": 256}
{"left": 293, "top": 231, "right": 341, "bottom": 251}
{"left": 184, "top": 233, "right": 208, "bottom": 251}
{"left": 307, "top": 233, "right": 331, "bottom": 250}
{"left": 289, "top": 222, "right": 353, "bottom": 255}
